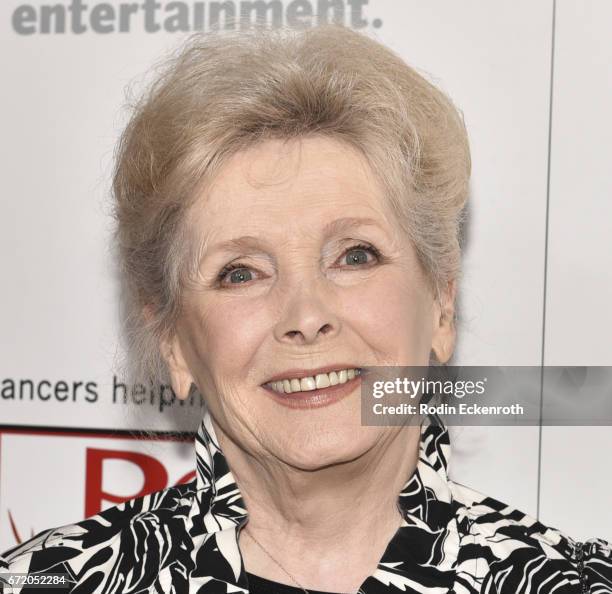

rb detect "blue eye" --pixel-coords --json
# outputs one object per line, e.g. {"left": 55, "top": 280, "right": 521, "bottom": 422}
{"left": 229, "top": 268, "right": 252, "bottom": 283}
{"left": 343, "top": 244, "right": 381, "bottom": 266}
{"left": 217, "top": 265, "right": 253, "bottom": 285}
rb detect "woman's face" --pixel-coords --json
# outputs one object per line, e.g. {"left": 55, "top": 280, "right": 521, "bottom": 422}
{"left": 164, "top": 135, "right": 455, "bottom": 469}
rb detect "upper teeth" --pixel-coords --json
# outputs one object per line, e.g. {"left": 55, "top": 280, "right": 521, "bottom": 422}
{"left": 265, "top": 368, "right": 361, "bottom": 394}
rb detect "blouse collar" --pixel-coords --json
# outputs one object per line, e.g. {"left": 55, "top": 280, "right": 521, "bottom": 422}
{"left": 187, "top": 407, "right": 459, "bottom": 593}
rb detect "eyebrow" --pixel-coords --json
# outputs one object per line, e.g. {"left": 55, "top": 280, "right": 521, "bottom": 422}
{"left": 203, "top": 216, "right": 385, "bottom": 259}
{"left": 321, "top": 216, "right": 382, "bottom": 238}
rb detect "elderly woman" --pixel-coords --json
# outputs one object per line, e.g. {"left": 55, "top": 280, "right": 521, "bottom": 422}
{"left": 2, "top": 22, "right": 611, "bottom": 594}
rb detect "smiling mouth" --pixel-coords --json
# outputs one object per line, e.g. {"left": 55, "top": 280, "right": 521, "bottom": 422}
{"left": 262, "top": 367, "right": 362, "bottom": 395}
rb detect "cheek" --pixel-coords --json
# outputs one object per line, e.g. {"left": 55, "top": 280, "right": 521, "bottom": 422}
{"left": 190, "top": 297, "right": 272, "bottom": 378}
{"left": 344, "top": 270, "right": 434, "bottom": 362}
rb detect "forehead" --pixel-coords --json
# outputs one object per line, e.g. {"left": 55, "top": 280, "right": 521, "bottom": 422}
{"left": 190, "top": 135, "right": 394, "bottom": 233}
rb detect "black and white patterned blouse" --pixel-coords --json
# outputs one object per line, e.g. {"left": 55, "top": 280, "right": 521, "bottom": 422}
{"left": 1, "top": 409, "right": 611, "bottom": 593}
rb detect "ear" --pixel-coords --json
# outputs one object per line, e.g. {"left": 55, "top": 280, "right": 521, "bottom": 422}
{"left": 160, "top": 331, "right": 195, "bottom": 400}
{"left": 143, "top": 305, "right": 195, "bottom": 400}
{"left": 430, "top": 279, "right": 457, "bottom": 364}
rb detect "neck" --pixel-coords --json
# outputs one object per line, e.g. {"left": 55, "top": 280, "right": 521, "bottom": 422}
{"left": 214, "top": 421, "right": 422, "bottom": 592}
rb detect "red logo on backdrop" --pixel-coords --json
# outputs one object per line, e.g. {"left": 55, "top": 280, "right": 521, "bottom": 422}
{"left": 6, "top": 440, "right": 195, "bottom": 545}
{"left": 85, "top": 448, "right": 196, "bottom": 517}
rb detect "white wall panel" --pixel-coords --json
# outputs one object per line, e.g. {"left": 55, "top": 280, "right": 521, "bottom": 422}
{"left": 540, "top": 0, "right": 612, "bottom": 542}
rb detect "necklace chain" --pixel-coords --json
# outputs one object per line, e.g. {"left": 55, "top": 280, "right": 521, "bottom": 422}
{"left": 242, "top": 527, "right": 356, "bottom": 594}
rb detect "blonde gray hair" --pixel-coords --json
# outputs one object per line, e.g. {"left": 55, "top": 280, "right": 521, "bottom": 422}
{"left": 111, "top": 21, "right": 471, "bottom": 393}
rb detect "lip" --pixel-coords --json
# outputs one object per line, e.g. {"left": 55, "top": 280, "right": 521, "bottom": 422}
{"left": 261, "top": 363, "right": 362, "bottom": 385}
{"left": 261, "top": 373, "right": 362, "bottom": 410}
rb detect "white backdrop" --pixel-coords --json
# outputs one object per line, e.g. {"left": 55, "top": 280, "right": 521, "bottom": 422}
{"left": 1, "top": 0, "right": 611, "bottom": 551}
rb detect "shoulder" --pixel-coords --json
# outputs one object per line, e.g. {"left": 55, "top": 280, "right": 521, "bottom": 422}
{"left": 449, "top": 478, "right": 612, "bottom": 593}
{"left": 0, "top": 481, "right": 197, "bottom": 591}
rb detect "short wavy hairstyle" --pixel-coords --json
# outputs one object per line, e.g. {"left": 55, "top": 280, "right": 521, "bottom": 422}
{"left": 111, "top": 21, "right": 471, "bottom": 394}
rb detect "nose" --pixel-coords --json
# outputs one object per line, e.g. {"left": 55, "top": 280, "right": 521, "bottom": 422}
{"left": 273, "top": 275, "right": 341, "bottom": 346}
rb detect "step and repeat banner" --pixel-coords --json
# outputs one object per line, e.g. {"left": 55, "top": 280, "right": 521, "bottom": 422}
{"left": 1, "top": 0, "right": 611, "bottom": 551}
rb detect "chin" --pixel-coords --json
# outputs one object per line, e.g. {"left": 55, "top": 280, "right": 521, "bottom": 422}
{"left": 279, "top": 425, "right": 379, "bottom": 470}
